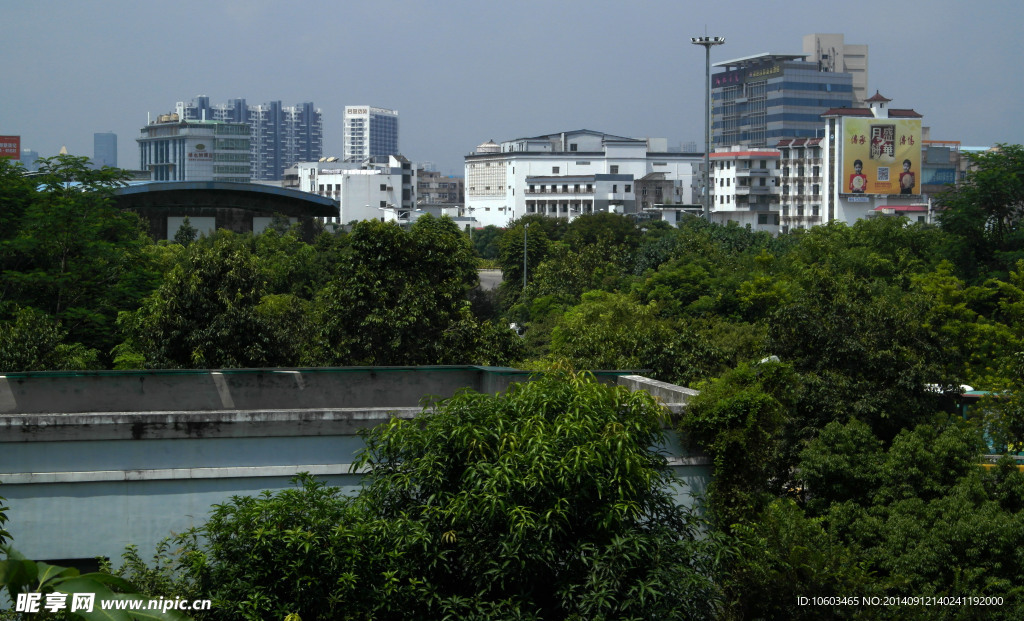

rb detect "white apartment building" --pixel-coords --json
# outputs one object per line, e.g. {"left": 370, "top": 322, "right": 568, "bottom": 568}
{"left": 464, "top": 130, "right": 700, "bottom": 227}
{"left": 775, "top": 138, "right": 826, "bottom": 231}
{"left": 298, "top": 155, "right": 416, "bottom": 224}
{"left": 820, "top": 92, "right": 924, "bottom": 225}
{"left": 709, "top": 147, "right": 782, "bottom": 232}
{"left": 344, "top": 106, "right": 399, "bottom": 162}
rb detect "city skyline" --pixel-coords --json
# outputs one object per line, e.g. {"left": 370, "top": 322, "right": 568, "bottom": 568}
{"left": 2, "top": 0, "right": 1021, "bottom": 176}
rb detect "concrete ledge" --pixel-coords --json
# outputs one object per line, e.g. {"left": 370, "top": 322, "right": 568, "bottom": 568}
{"left": 0, "top": 408, "right": 423, "bottom": 442}
{"left": 617, "top": 375, "right": 698, "bottom": 407}
{"left": 0, "top": 463, "right": 362, "bottom": 485}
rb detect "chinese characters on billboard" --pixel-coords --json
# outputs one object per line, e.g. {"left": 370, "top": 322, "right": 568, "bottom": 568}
{"left": 842, "top": 118, "right": 922, "bottom": 195}
{"left": 0, "top": 135, "right": 20, "bottom": 159}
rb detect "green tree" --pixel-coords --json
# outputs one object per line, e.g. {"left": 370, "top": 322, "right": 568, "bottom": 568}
{"left": 160, "top": 372, "right": 729, "bottom": 620}
{"left": 116, "top": 231, "right": 303, "bottom": 368}
{"left": 550, "top": 290, "right": 723, "bottom": 386}
{"left": 769, "top": 268, "right": 954, "bottom": 442}
{"left": 0, "top": 306, "right": 101, "bottom": 372}
{"left": 173, "top": 216, "right": 198, "bottom": 246}
{"left": 680, "top": 360, "right": 798, "bottom": 527}
{"left": 172, "top": 475, "right": 356, "bottom": 621}
{"left": 938, "top": 144, "right": 1024, "bottom": 279}
{"left": 470, "top": 224, "right": 502, "bottom": 260}
{"left": 308, "top": 215, "right": 495, "bottom": 366}
{"left": 796, "top": 421, "right": 1024, "bottom": 614}
{"left": 563, "top": 212, "right": 640, "bottom": 259}
{"left": 0, "top": 155, "right": 157, "bottom": 356}
{"left": 358, "top": 370, "right": 727, "bottom": 619}
{"left": 496, "top": 216, "right": 554, "bottom": 292}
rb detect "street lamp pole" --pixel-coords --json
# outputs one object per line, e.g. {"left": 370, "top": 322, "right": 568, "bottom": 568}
{"left": 691, "top": 35, "right": 725, "bottom": 222}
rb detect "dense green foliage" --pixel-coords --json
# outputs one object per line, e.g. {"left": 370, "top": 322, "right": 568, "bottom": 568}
{"left": 0, "top": 156, "right": 159, "bottom": 364}
{"left": 7, "top": 146, "right": 1024, "bottom": 616}
{"left": 131, "top": 372, "right": 727, "bottom": 620}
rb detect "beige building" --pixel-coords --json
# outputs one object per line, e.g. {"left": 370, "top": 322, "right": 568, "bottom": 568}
{"left": 803, "top": 33, "right": 869, "bottom": 107}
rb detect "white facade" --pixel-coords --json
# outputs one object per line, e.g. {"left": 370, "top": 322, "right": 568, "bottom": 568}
{"left": 298, "top": 156, "right": 416, "bottom": 224}
{"left": 775, "top": 138, "right": 826, "bottom": 231}
{"left": 709, "top": 147, "right": 782, "bottom": 232}
{"left": 137, "top": 114, "right": 251, "bottom": 182}
{"left": 464, "top": 130, "right": 701, "bottom": 227}
{"left": 344, "top": 106, "right": 399, "bottom": 162}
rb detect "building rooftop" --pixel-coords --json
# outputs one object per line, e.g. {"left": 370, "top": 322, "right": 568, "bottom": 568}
{"left": 714, "top": 53, "right": 807, "bottom": 68}
{"left": 821, "top": 107, "right": 923, "bottom": 118}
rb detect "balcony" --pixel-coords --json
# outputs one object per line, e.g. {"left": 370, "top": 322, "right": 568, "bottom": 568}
{"left": 735, "top": 167, "right": 772, "bottom": 177}
{"left": 735, "top": 185, "right": 776, "bottom": 195}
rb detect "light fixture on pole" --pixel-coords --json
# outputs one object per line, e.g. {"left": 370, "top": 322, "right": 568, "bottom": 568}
{"left": 691, "top": 35, "right": 725, "bottom": 222}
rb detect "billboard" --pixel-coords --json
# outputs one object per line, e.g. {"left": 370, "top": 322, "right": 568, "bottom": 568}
{"left": 842, "top": 118, "right": 921, "bottom": 195}
{"left": 0, "top": 135, "right": 20, "bottom": 159}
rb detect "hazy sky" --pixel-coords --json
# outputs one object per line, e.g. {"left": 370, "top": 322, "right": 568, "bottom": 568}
{"left": 3, "top": 0, "right": 1021, "bottom": 175}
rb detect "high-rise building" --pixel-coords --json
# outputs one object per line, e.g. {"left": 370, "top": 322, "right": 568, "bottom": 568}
{"left": 93, "top": 132, "right": 117, "bottom": 168}
{"left": 175, "top": 96, "right": 322, "bottom": 181}
{"left": 712, "top": 53, "right": 854, "bottom": 149}
{"left": 20, "top": 149, "right": 40, "bottom": 172}
{"left": 803, "top": 33, "right": 869, "bottom": 107}
{"left": 138, "top": 113, "right": 251, "bottom": 182}
{"left": 344, "top": 106, "right": 399, "bottom": 162}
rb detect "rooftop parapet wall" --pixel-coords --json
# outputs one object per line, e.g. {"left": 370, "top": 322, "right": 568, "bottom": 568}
{"left": 0, "top": 366, "right": 707, "bottom": 563}
{"left": 0, "top": 366, "right": 567, "bottom": 417}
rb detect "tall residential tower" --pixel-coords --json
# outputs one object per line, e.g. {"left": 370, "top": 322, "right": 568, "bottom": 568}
{"left": 174, "top": 97, "right": 322, "bottom": 181}
{"left": 343, "top": 106, "right": 399, "bottom": 162}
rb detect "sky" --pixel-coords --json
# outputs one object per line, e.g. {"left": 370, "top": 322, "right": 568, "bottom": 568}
{"left": 2, "top": 0, "right": 1022, "bottom": 176}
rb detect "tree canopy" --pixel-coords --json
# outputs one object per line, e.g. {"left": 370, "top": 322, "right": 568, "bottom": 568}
{"left": 147, "top": 371, "right": 728, "bottom": 620}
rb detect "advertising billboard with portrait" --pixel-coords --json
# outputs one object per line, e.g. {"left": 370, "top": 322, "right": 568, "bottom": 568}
{"left": 841, "top": 118, "right": 922, "bottom": 195}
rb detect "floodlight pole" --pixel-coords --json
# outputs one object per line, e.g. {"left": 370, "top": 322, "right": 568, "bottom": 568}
{"left": 691, "top": 35, "right": 725, "bottom": 222}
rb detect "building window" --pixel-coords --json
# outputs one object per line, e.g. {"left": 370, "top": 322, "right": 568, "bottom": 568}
{"left": 610, "top": 165, "right": 619, "bottom": 174}
{"left": 552, "top": 166, "right": 560, "bottom": 173}
{"left": 813, "top": 205, "right": 820, "bottom": 216}
{"left": 625, "top": 184, "right": 631, "bottom": 192}
{"left": 380, "top": 200, "right": 387, "bottom": 207}
{"left": 758, "top": 214, "right": 769, "bottom": 225}
{"left": 380, "top": 183, "right": 387, "bottom": 191}
{"left": 570, "top": 144, "right": 578, "bottom": 151}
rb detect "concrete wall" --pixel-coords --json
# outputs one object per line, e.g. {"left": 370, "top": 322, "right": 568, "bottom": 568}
{"left": 0, "top": 367, "right": 709, "bottom": 564}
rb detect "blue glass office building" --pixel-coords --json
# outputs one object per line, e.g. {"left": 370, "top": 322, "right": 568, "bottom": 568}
{"left": 712, "top": 54, "right": 853, "bottom": 148}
